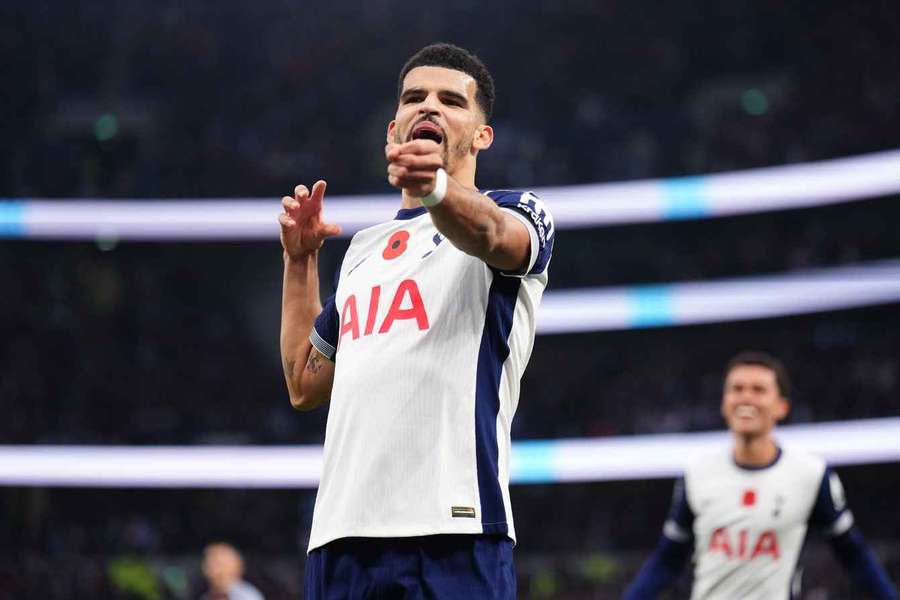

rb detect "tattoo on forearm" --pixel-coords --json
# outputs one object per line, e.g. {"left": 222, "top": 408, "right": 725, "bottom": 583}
{"left": 306, "top": 353, "right": 323, "bottom": 374}
{"left": 283, "top": 358, "right": 296, "bottom": 377}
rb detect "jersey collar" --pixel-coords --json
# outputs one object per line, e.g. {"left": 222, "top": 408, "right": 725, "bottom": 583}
{"left": 395, "top": 207, "right": 428, "bottom": 220}
{"left": 733, "top": 446, "right": 783, "bottom": 471}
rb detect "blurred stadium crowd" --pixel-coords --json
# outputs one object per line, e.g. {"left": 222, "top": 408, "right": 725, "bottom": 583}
{"left": 4, "top": 0, "right": 899, "bottom": 197}
{"left": 3, "top": 0, "right": 899, "bottom": 598}
{"left": 5, "top": 198, "right": 899, "bottom": 446}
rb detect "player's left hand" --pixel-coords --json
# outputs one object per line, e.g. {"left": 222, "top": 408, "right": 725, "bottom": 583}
{"left": 385, "top": 140, "right": 444, "bottom": 198}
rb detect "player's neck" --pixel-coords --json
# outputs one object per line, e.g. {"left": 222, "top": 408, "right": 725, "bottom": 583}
{"left": 732, "top": 433, "right": 779, "bottom": 467}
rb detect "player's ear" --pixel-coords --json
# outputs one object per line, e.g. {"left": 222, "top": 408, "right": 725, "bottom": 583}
{"left": 774, "top": 397, "right": 790, "bottom": 422}
{"left": 386, "top": 120, "right": 397, "bottom": 144}
{"left": 472, "top": 124, "right": 493, "bottom": 151}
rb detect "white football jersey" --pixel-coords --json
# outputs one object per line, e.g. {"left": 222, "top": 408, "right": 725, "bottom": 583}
{"left": 664, "top": 447, "right": 853, "bottom": 600}
{"left": 307, "top": 190, "right": 554, "bottom": 552}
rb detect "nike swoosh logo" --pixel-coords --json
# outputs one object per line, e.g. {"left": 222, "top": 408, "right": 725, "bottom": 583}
{"left": 346, "top": 255, "right": 370, "bottom": 277}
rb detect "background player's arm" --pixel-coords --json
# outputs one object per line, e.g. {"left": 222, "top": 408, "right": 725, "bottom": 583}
{"left": 386, "top": 140, "right": 531, "bottom": 272}
{"left": 810, "top": 469, "right": 899, "bottom": 600}
{"left": 623, "top": 535, "right": 692, "bottom": 600}
{"left": 624, "top": 477, "right": 695, "bottom": 600}
{"left": 279, "top": 181, "right": 341, "bottom": 411}
{"left": 829, "top": 529, "right": 898, "bottom": 600}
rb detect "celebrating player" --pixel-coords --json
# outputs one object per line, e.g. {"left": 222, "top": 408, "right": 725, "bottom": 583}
{"left": 279, "top": 43, "right": 553, "bottom": 598}
{"left": 624, "top": 351, "right": 897, "bottom": 599}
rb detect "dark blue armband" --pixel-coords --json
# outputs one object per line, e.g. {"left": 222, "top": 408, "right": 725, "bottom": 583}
{"left": 310, "top": 295, "right": 339, "bottom": 361}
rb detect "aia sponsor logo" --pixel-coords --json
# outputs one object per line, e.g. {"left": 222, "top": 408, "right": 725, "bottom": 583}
{"left": 339, "top": 279, "right": 429, "bottom": 343}
{"left": 708, "top": 528, "right": 780, "bottom": 560}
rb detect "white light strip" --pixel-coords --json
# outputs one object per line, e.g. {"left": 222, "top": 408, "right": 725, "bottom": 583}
{"left": 544, "top": 147, "right": 900, "bottom": 226}
{"left": 517, "top": 418, "right": 900, "bottom": 483}
{"left": 1, "top": 418, "right": 898, "bottom": 488}
{"left": 0, "top": 446, "right": 324, "bottom": 489}
{"left": 537, "top": 259, "right": 900, "bottom": 334}
{"left": 2, "top": 149, "right": 898, "bottom": 240}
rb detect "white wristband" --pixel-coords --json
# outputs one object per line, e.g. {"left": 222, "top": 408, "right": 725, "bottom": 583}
{"left": 421, "top": 168, "right": 448, "bottom": 207}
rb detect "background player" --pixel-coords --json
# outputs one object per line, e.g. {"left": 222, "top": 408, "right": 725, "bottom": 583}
{"left": 200, "top": 542, "right": 264, "bottom": 600}
{"left": 278, "top": 43, "right": 554, "bottom": 598}
{"left": 624, "top": 351, "right": 898, "bottom": 599}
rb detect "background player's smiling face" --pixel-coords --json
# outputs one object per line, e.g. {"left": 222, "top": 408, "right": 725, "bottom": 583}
{"left": 721, "top": 364, "right": 789, "bottom": 437}
{"left": 389, "top": 66, "right": 489, "bottom": 172}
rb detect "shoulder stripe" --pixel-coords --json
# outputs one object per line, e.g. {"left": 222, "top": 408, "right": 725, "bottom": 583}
{"left": 310, "top": 328, "right": 336, "bottom": 361}
{"left": 828, "top": 510, "right": 855, "bottom": 536}
{"left": 663, "top": 519, "right": 691, "bottom": 542}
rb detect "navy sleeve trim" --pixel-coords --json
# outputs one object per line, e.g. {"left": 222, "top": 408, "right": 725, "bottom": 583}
{"left": 310, "top": 328, "right": 336, "bottom": 361}
{"left": 664, "top": 478, "right": 695, "bottom": 542}
{"left": 809, "top": 467, "right": 854, "bottom": 536}
{"left": 310, "top": 295, "right": 339, "bottom": 361}
{"left": 484, "top": 190, "right": 554, "bottom": 277}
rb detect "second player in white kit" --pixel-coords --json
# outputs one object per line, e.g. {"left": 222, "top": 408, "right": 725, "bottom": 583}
{"left": 664, "top": 448, "right": 858, "bottom": 599}
{"left": 624, "top": 351, "right": 897, "bottom": 600}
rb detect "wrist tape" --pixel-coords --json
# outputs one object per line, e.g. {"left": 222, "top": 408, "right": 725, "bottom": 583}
{"left": 421, "top": 168, "right": 448, "bottom": 207}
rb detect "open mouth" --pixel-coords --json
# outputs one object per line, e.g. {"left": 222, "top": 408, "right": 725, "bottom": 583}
{"left": 734, "top": 405, "right": 758, "bottom": 418}
{"left": 409, "top": 121, "right": 444, "bottom": 145}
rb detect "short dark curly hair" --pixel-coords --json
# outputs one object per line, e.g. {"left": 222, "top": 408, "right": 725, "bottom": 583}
{"left": 725, "top": 351, "right": 792, "bottom": 399}
{"left": 397, "top": 43, "right": 495, "bottom": 122}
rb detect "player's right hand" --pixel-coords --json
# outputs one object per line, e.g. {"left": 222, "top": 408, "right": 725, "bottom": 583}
{"left": 279, "top": 180, "right": 342, "bottom": 261}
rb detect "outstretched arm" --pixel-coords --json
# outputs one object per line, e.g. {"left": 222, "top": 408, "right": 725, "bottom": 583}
{"left": 829, "top": 528, "right": 898, "bottom": 600}
{"left": 385, "top": 140, "right": 532, "bottom": 273}
{"left": 624, "top": 477, "right": 695, "bottom": 599}
{"left": 623, "top": 535, "right": 693, "bottom": 600}
{"left": 810, "top": 468, "right": 898, "bottom": 600}
{"left": 279, "top": 180, "right": 342, "bottom": 410}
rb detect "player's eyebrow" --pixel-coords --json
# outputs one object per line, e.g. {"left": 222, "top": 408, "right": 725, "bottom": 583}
{"left": 438, "top": 90, "right": 468, "bottom": 106}
{"left": 400, "top": 87, "right": 469, "bottom": 107}
{"left": 399, "top": 88, "right": 424, "bottom": 102}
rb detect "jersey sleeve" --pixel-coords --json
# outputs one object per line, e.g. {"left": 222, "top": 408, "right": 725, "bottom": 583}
{"left": 484, "top": 190, "right": 554, "bottom": 277}
{"left": 663, "top": 477, "right": 695, "bottom": 543}
{"left": 808, "top": 467, "right": 855, "bottom": 537}
{"left": 809, "top": 468, "right": 898, "bottom": 599}
{"left": 309, "top": 294, "right": 339, "bottom": 362}
{"left": 829, "top": 528, "right": 899, "bottom": 600}
{"left": 623, "top": 478, "right": 695, "bottom": 599}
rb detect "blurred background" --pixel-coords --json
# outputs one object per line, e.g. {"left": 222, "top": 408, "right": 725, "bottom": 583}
{"left": 3, "top": 0, "right": 900, "bottom": 598}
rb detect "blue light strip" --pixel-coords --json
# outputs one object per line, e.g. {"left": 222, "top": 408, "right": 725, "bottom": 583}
{"left": 661, "top": 177, "right": 708, "bottom": 219}
{"left": 630, "top": 286, "right": 674, "bottom": 328}
{"left": 510, "top": 440, "right": 557, "bottom": 483}
{"left": 0, "top": 201, "right": 24, "bottom": 237}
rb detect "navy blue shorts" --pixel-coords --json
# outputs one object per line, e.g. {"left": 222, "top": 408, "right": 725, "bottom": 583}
{"left": 304, "top": 534, "right": 515, "bottom": 599}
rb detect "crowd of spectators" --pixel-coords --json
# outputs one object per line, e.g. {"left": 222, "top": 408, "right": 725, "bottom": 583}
{"left": 4, "top": 463, "right": 900, "bottom": 598}
{"left": 4, "top": 0, "right": 899, "bottom": 198}
{"left": 3, "top": 0, "right": 900, "bottom": 597}
{"left": 3, "top": 194, "right": 897, "bottom": 446}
